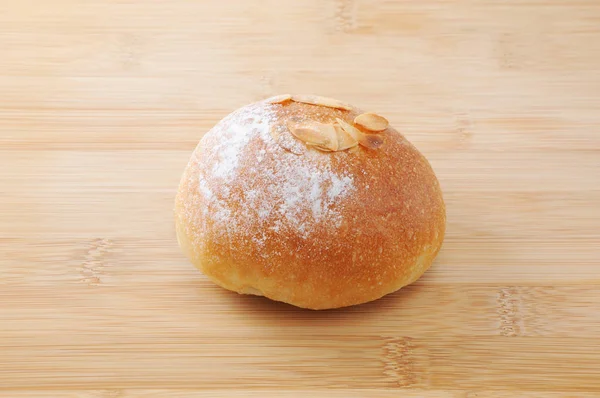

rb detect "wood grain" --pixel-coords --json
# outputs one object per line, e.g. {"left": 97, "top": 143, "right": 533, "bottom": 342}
{"left": 1, "top": 0, "right": 599, "bottom": 395}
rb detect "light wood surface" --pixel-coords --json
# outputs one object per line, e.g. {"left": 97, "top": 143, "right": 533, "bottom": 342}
{"left": 1, "top": 0, "right": 600, "bottom": 396}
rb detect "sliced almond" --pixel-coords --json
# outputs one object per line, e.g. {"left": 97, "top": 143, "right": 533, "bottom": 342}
{"left": 354, "top": 112, "right": 389, "bottom": 132}
{"left": 287, "top": 121, "right": 328, "bottom": 146}
{"left": 317, "top": 123, "right": 339, "bottom": 151}
{"left": 334, "top": 123, "right": 358, "bottom": 150}
{"left": 306, "top": 142, "right": 334, "bottom": 152}
{"left": 291, "top": 95, "right": 352, "bottom": 111}
{"left": 336, "top": 118, "right": 363, "bottom": 141}
{"left": 287, "top": 120, "right": 338, "bottom": 150}
{"left": 266, "top": 94, "right": 292, "bottom": 104}
{"left": 336, "top": 117, "right": 384, "bottom": 150}
{"left": 361, "top": 133, "right": 385, "bottom": 149}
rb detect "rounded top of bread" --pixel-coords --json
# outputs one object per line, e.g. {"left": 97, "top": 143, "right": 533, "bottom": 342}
{"left": 175, "top": 95, "right": 445, "bottom": 309}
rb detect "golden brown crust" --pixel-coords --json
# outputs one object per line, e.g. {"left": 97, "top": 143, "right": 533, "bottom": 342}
{"left": 175, "top": 96, "right": 445, "bottom": 310}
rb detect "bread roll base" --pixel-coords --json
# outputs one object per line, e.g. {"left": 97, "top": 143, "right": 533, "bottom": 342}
{"left": 175, "top": 95, "right": 445, "bottom": 310}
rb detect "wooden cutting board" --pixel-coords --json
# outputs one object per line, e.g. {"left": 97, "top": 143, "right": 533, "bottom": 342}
{"left": 1, "top": 1, "right": 599, "bottom": 396}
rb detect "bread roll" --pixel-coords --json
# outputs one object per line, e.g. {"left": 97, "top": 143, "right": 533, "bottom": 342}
{"left": 175, "top": 95, "right": 445, "bottom": 310}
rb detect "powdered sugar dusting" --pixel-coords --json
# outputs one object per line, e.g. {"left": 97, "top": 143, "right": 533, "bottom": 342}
{"left": 274, "top": 159, "right": 353, "bottom": 232}
{"left": 329, "top": 175, "right": 353, "bottom": 200}
{"left": 209, "top": 114, "right": 265, "bottom": 181}
{"left": 198, "top": 178, "right": 213, "bottom": 201}
{"left": 193, "top": 101, "right": 356, "bottom": 255}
